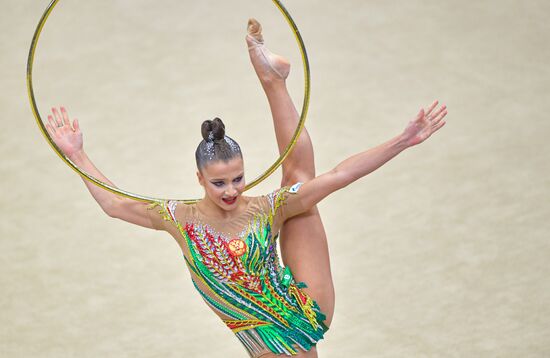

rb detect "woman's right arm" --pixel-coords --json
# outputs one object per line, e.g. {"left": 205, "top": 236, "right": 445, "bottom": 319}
{"left": 67, "top": 149, "right": 161, "bottom": 230}
{"left": 46, "top": 107, "right": 161, "bottom": 230}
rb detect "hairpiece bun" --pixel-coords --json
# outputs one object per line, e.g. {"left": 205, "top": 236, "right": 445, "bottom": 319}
{"left": 195, "top": 117, "right": 241, "bottom": 169}
{"left": 201, "top": 117, "right": 226, "bottom": 142}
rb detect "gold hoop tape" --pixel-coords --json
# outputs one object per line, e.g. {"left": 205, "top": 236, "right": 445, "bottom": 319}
{"left": 27, "top": 0, "right": 310, "bottom": 204}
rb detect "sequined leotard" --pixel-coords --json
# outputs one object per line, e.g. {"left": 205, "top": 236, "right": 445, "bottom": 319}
{"left": 146, "top": 184, "right": 328, "bottom": 357}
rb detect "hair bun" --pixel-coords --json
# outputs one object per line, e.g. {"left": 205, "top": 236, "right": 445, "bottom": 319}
{"left": 201, "top": 117, "right": 226, "bottom": 142}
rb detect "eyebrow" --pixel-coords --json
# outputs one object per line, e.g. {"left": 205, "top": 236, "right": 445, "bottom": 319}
{"left": 210, "top": 173, "right": 244, "bottom": 182}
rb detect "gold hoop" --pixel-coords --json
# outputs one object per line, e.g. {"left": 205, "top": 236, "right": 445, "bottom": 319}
{"left": 27, "top": 0, "right": 310, "bottom": 204}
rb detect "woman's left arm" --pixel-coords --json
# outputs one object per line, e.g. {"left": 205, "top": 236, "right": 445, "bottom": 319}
{"left": 297, "top": 100, "right": 448, "bottom": 211}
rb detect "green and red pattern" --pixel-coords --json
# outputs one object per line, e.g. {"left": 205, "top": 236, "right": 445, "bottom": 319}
{"left": 150, "top": 187, "right": 327, "bottom": 356}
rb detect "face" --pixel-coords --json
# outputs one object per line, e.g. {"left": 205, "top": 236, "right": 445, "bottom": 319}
{"left": 196, "top": 157, "right": 246, "bottom": 211}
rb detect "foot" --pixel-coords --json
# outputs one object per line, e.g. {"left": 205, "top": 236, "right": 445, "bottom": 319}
{"left": 246, "top": 18, "right": 290, "bottom": 83}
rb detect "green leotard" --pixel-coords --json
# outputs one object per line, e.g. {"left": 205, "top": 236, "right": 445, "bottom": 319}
{"left": 146, "top": 183, "right": 328, "bottom": 357}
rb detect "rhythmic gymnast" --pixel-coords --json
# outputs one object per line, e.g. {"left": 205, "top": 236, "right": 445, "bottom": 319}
{"left": 44, "top": 19, "right": 447, "bottom": 357}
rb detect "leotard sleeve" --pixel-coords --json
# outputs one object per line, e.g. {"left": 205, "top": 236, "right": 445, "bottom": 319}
{"left": 266, "top": 182, "right": 307, "bottom": 230}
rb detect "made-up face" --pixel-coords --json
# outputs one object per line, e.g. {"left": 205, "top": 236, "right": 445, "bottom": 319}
{"left": 196, "top": 156, "right": 246, "bottom": 212}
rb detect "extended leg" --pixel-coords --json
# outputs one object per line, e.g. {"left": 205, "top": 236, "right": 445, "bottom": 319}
{"left": 247, "top": 19, "right": 335, "bottom": 327}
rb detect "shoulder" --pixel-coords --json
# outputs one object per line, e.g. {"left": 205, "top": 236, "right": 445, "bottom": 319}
{"left": 262, "top": 182, "right": 304, "bottom": 213}
{"left": 147, "top": 199, "right": 193, "bottom": 227}
{"left": 267, "top": 182, "right": 303, "bottom": 199}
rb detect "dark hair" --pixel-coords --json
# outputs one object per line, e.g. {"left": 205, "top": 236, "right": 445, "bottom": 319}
{"left": 195, "top": 117, "right": 242, "bottom": 170}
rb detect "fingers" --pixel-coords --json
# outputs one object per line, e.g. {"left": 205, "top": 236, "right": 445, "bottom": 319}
{"left": 45, "top": 122, "right": 56, "bottom": 136}
{"left": 52, "top": 107, "right": 63, "bottom": 127}
{"left": 46, "top": 114, "right": 58, "bottom": 136}
{"left": 429, "top": 107, "right": 447, "bottom": 136}
{"left": 422, "top": 101, "right": 448, "bottom": 139}
{"left": 425, "top": 100, "right": 439, "bottom": 116}
{"left": 428, "top": 104, "right": 447, "bottom": 125}
{"left": 417, "top": 108, "right": 425, "bottom": 120}
{"left": 60, "top": 106, "right": 71, "bottom": 128}
{"left": 430, "top": 104, "right": 447, "bottom": 120}
{"left": 423, "top": 99, "right": 447, "bottom": 124}
{"left": 430, "top": 106, "right": 448, "bottom": 126}
{"left": 433, "top": 119, "right": 446, "bottom": 132}
{"left": 48, "top": 106, "right": 76, "bottom": 132}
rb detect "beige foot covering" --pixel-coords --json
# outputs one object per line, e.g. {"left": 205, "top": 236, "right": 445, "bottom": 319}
{"left": 246, "top": 18, "right": 290, "bottom": 80}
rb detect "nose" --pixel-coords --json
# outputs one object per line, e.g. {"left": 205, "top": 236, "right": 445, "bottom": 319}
{"left": 225, "top": 185, "right": 237, "bottom": 197}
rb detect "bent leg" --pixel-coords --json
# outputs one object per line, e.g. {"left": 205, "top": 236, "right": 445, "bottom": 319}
{"left": 247, "top": 19, "right": 335, "bottom": 326}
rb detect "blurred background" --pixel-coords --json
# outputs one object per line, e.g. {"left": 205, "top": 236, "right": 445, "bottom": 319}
{"left": 1, "top": 0, "right": 549, "bottom": 356}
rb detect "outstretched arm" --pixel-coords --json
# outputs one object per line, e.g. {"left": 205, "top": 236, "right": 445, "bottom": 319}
{"left": 45, "top": 107, "right": 158, "bottom": 230}
{"left": 296, "top": 100, "right": 448, "bottom": 212}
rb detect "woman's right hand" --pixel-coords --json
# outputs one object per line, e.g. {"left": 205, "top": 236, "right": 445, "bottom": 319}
{"left": 45, "top": 106, "right": 83, "bottom": 158}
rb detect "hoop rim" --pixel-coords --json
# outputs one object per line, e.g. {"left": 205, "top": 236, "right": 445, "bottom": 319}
{"left": 27, "top": 0, "right": 310, "bottom": 204}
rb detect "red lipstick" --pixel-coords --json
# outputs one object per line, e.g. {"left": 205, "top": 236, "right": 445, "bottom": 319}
{"left": 222, "top": 197, "right": 237, "bottom": 205}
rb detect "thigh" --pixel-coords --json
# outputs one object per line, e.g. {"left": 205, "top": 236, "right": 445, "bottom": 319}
{"left": 280, "top": 206, "right": 335, "bottom": 327}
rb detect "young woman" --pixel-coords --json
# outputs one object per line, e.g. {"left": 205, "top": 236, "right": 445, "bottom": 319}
{"left": 44, "top": 19, "right": 447, "bottom": 358}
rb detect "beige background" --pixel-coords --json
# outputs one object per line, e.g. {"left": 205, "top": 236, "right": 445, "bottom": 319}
{"left": 2, "top": 0, "right": 549, "bottom": 357}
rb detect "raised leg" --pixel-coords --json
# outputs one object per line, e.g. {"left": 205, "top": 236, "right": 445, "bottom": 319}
{"left": 247, "top": 19, "right": 335, "bottom": 327}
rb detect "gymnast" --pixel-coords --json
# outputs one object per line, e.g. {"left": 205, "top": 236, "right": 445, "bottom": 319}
{"left": 44, "top": 19, "right": 447, "bottom": 357}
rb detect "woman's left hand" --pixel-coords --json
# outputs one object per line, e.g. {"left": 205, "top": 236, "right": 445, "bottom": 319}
{"left": 402, "top": 100, "right": 448, "bottom": 147}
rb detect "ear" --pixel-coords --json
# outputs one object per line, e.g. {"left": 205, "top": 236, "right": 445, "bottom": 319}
{"left": 196, "top": 170, "right": 204, "bottom": 187}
